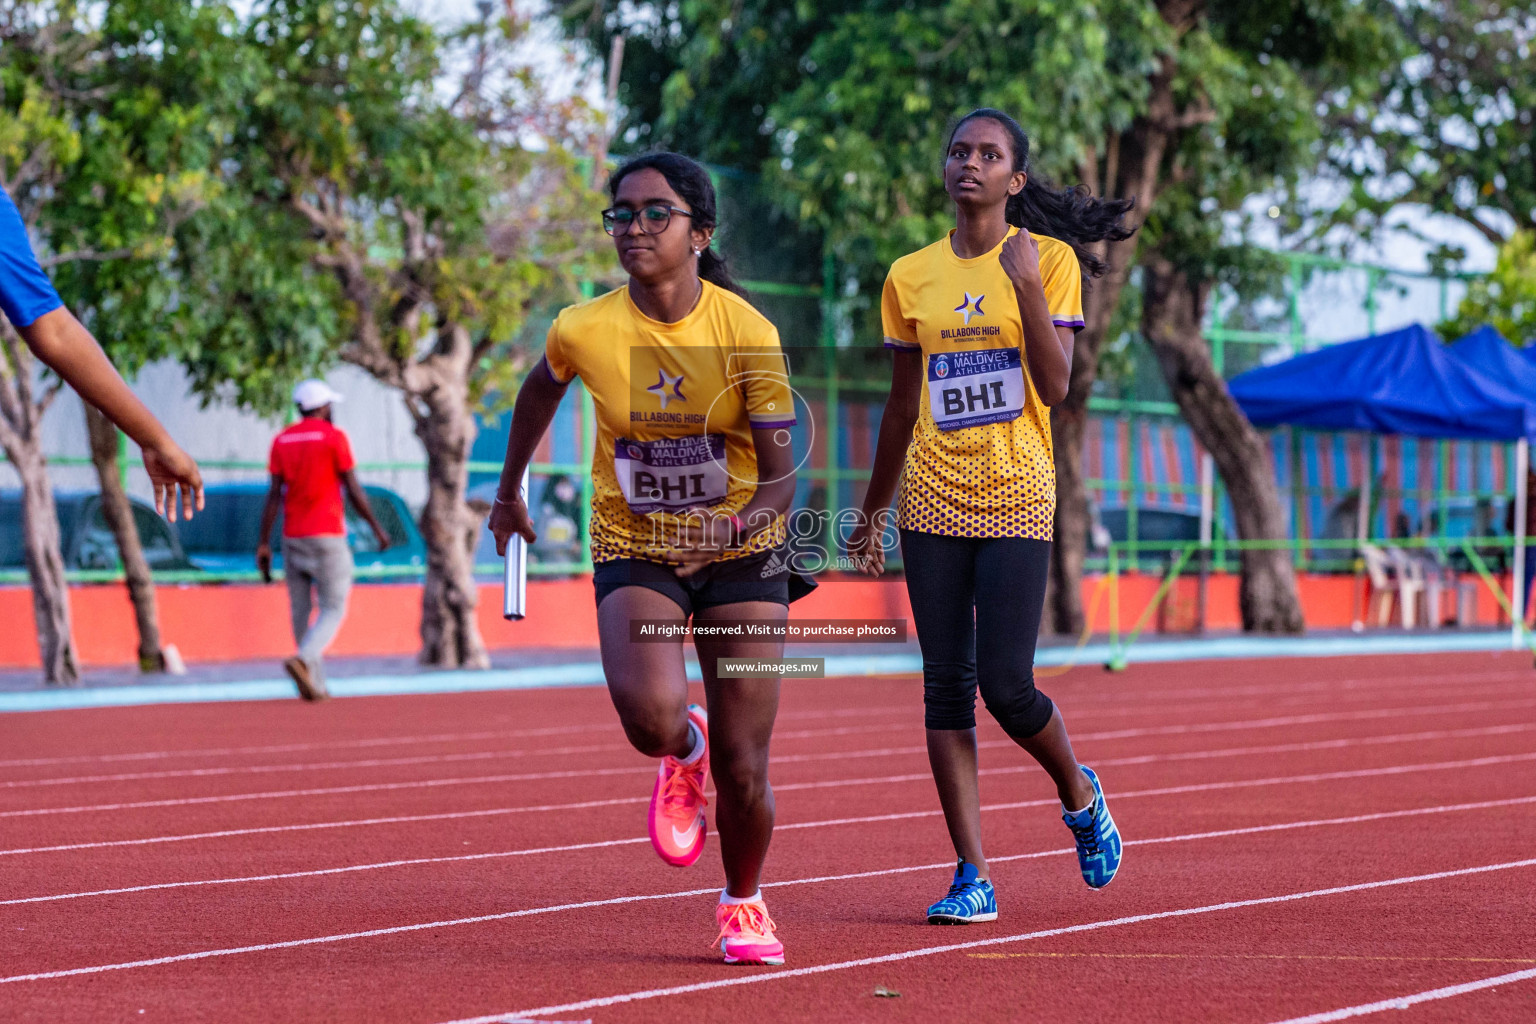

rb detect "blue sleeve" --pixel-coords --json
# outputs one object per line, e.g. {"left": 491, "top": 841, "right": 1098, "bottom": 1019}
{"left": 0, "top": 187, "right": 64, "bottom": 328}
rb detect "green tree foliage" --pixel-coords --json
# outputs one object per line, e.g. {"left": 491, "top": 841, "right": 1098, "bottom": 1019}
{"left": 1439, "top": 230, "right": 1536, "bottom": 343}
{"left": 1, "top": 0, "right": 249, "bottom": 683}
{"left": 1, "top": 0, "right": 316, "bottom": 408}
{"left": 1331, "top": 1, "right": 1536, "bottom": 248}
{"left": 560, "top": 0, "right": 1396, "bottom": 632}
{"left": 207, "top": 0, "right": 608, "bottom": 666}
{"left": 5, "top": 0, "right": 608, "bottom": 673}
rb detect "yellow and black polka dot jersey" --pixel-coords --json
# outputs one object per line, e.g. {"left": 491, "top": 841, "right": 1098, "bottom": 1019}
{"left": 880, "top": 228, "right": 1084, "bottom": 540}
{"left": 545, "top": 282, "right": 795, "bottom": 564}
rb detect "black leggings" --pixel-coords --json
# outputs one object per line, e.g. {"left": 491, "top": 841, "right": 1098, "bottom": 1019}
{"left": 899, "top": 530, "right": 1054, "bottom": 739}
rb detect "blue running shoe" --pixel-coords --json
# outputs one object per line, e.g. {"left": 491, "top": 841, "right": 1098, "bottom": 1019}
{"left": 926, "top": 859, "right": 997, "bottom": 924}
{"left": 1063, "top": 765, "right": 1122, "bottom": 889}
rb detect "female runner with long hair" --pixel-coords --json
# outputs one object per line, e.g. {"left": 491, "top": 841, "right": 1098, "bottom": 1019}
{"left": 490, "top": 152, "right": 800, "bottom": 964}
{"left": 849, "top": 108, "right": 1137, "bottom": 923}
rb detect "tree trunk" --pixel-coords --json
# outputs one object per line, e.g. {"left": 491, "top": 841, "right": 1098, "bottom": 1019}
{"left": 412, "top": 363, "right": 490, "bottom": 669}
{"left": 1046, "top": 5, "right": 1204, "bottom": 634}
{"left": 1049, "top": 251, "right": 1144, "bottom": 634}
{"left": 1140, "top": 253, "right": 1304, "bottom": 633}
{"left": 10, "top": 442, "right": 80, "bottom": 684}
{"left": 85, "top": 404, "right": 165, "bottom": 672}
{"left": 1048, "top": 354, "right": 1096, "bottom": 635}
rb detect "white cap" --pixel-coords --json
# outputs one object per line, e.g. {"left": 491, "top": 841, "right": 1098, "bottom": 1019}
{"left": 293, "top": 379, "right": 344, "bottom": 412}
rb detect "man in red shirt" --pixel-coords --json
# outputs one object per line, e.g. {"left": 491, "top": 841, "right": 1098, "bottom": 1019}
{"left": 257, "top": 380, "right": 390, "bottom": 699}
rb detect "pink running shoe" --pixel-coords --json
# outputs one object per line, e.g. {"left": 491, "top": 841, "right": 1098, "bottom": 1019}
{"left": 715, "top": 895, "right": 785, "bottom": 966}
{"left": 648, "top": 703, "right": 709, "bottom": 867}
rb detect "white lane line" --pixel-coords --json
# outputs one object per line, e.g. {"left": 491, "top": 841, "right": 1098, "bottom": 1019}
{"left": 0, "top": 704, "right": 916, "bottom": 770}
{"left": 0, "top": 725, "right": 605, "bottom": 770}
{"left": 785, "top": 722, "right": 1536, "bottom": 775}
{"left": 4, "top": 664, "right": 1520, "bottom": 771}
{"left": 1068, "top": 697, "right": 1536, "bottom": 743}
{"left": 437, "top": 857, "right": 1536, "bottom": 1020}
{"left": 7, "top": 697, "right": 1530, "bottom": 819}
{"left": 1066, "top": 667, "right": 1528, "bottom": 705}
{"left": 0, "top": 769, "right": 646, "bottom": 820}
{"left": 1090, "top": 723, "right": 1536, "bottom": 767}
{"left": 5, "top": 746, "right": 1532, "bottom": 858}
{"left": 0, "top": 722, "right": 903, "bottom": 791}
{"left": 765, "top": 752, "right": 1536, "bottom": 833}
{"left": 3, "top": 833, "right": 1531, "bottom": 991}
{"left": 1266, "top": 967, "right": 1536, "bottom": 1023}
{"left": 0, "top": 677, "right": 1477, "bottom": 791}
{"left": 5, "top": 791, "right": 1531, "bottom": 909}
{"left": 0, "top": 743, "right": 623, "bottom": 791}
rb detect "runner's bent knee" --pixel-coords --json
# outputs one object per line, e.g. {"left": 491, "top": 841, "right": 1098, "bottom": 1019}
{"left": 923, "top": 667, "right": 980, "bottom": 730}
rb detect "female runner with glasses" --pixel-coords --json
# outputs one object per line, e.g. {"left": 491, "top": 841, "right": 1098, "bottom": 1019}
{"left": 849, "top": 109, "right": 1137, "bottom": 924}
{"left": 490, "top": 152, "right": 799, "bottom": 965}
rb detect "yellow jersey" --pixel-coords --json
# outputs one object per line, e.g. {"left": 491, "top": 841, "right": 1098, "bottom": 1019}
{"left": 545, "top": 281, "right": 795, "bottom": 564}
{"left": 880, "top": 228, "right": 1084, "bottom": 540}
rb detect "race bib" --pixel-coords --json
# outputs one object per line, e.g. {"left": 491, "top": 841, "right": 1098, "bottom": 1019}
{"left": 927, "top": 349, "right": 1026, "bottom": 430}
{"left": 615, "top": 434, "right": 729, "bottom": 513}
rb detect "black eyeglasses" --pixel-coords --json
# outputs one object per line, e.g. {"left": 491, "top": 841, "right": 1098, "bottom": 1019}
{"left": 602, "top": 204, "right": 694, "bottom": 236}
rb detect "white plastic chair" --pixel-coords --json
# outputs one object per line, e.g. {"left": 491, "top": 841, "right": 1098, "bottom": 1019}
{"left": 1361, "top": 543, "right": 1399, "bottom": 628}
{"left": 1410, "top": 549, "right": 1466, "bottom": 627}
{"left": 1385, "top": 547, "right": 1424, "bottom": 628}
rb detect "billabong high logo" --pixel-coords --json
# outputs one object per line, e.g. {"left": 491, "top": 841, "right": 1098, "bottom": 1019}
{"left": 646, "top": 370, "right": 686, "bottom": 409}
{"left": 954, "top": 292, "right": 985, "bottom": 326}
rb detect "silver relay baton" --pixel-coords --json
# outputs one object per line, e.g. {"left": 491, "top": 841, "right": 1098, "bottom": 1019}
{"left": 502, "top": 466, "right": 529, "bottom": 621}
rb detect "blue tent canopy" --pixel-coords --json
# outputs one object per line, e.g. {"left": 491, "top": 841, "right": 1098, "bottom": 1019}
{"left": 1451, "top": 325, "right": 1536, "bottom": 397}
{"left": 1228, "top": 323, "right": 1536, "bottom": 442}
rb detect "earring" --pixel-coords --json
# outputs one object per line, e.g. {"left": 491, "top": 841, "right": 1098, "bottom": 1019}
{"left": 693, "top": 247, "right": 702, "bottom": 256}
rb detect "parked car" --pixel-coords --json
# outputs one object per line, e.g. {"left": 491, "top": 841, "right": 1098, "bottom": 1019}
{"left": 1083, "top": 502, "right": 1220, "bottom": 572}
{"left": 1423, "top": 496, "right": 1512, "bottom": 573}
{"left": 1089, "top": 504, "right": 1212, "bottom": 549}
{"left": 468, "top": 476, "right": 584, "bottom": 576}
{"left": 0, "top": 490, "right": 197, "bottom": 573}
{"left": 175, "top": 482, "right": 426, "bottom": 577}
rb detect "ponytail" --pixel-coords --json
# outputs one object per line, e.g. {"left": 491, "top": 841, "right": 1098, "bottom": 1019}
{"left": 609, "top": 152, "right": 747, "bottom": 297}
{"left": 950, "top": 109, "right": 1137, "bottom": 282}
{"left": 697, "top": 248, "right": 744, "bottom": 297}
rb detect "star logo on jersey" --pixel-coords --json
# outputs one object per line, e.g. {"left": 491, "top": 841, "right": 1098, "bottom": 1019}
{"left": 646, "top": 370, "right": 686, "bottom": 409}
{"left": 954, "top": 292, "right": 985, "bottom": 326}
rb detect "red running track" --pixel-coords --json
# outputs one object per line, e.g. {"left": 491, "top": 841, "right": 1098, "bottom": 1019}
{"left": 1, "top": 650, "right": 1534, "bottom": 1023}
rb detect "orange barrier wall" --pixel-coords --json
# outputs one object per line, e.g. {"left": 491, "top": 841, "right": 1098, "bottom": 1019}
{"left": 0, "top": 570, "right": 1515, "bottom": 670}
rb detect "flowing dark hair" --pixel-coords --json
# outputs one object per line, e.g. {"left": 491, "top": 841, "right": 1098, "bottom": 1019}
{"left": 948, "top": 108, "right": 1137, "bottom": 281}
{"left": 608, "top": 152, "right": 745, "bottom": 297}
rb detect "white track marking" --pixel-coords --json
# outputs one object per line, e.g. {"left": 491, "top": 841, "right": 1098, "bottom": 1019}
{"left": 7, "top": 696, "right": 1530, "bottom": 819}
{"left": 0, "top": 725, "right": 607, "bottom": 770}
{"left": 0, "top": 743, "right": 628, "bottom": 790}
{"left": 0, "top": 769, "right": 648, "bottom": 820}
{"left": 0, "top": 703, "right": 915, "bottom": 771}
{"left": 1266, "top": 967, "right": 1536, "bottom": 1022}
{"left": 5, "top": 792, "right": 1531, "bottom": 909}
{"left": 3, "top": 665, "right": 1519, "bottom": 771}
{"left": 2, "top": 841, "right": 1530, "bottom": 991}
{"left": 0, "top": 722, "right": 903, "bottom": 791}
{"left": 1061, "top": 667, "right": 1528, "bottom": 706}
{"left": 801, "top": 722, "right": 1536, "bottom": 774}
{"left": 1068, "top": 697, "right": 1536, "bottom": 742}
{"left": 10, "top": 689, "right": 1530, "bottom": 792}
{"left": 445, "top": 858, "right": 1536, "bottom": 1021}
{"left": 1089, "top": 723, "right": 1536, "bottom": 767}
{"left": 766, "top": 751, "right": 1536, "bottom": 833}
{"left": 4, "top": 745, "right": 1532, "bottom": 858}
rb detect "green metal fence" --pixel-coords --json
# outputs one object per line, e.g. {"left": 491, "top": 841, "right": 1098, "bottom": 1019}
{"left": 3, "top": 251, "right": 1496, "bottom": 587}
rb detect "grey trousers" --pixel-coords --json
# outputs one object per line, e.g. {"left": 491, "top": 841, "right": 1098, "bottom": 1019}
{"left": 284, "top": 534, "right": 354, "bottom": 683}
